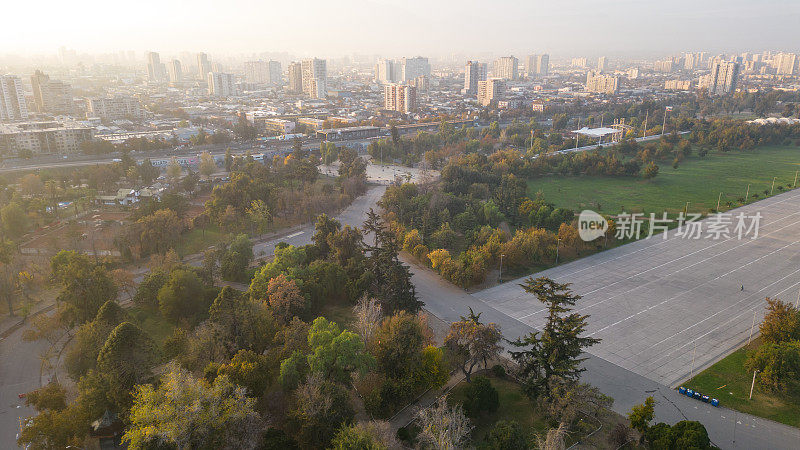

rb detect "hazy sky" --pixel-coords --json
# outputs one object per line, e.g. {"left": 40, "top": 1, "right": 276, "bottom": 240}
{"left": 3, "top": 0, "right": 799, "bottom": 57}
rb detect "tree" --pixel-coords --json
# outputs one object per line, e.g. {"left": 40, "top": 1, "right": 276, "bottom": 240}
{"left": 484, "top": 420, "right": 528, "bottom": 450}
{"left": 123, "top": 364, "right": 262, "bottom": 450}
{"left": 463, "top": 376, "right": 499, "bottom": 417}
{"left": 417, "top": 397, "right": 473, "bottom": 450}
{"left": 759, "top": 297, "right": 800, "bottom": 344}
{"left": 352, "top": 296, "right": 382, "bottom": 348}
{"left": 509, "top": 277, "right": 600, "bottom": 398}
{"left": 745, "top": 340, "right": 800, "bottom": 392}
{"left": 166, "top": 157, "right": 182, "bottom": 182}
{"left": 312, "top": 213, "right": 341, "bottom": 258}
{"left": 65, "top": 301, "right": 131, "bottom": 378}
{"left": 418, "top": 345, "right": 450, "bottom": 390}
{"left": 444, "top": 308, "right": 502, "bottom": 382}
{"left": 135, "top": 208, "right": 182, "bottom": 256}
{"left": 536, "top": 423, "right": 567, "bottom": 450}
{"left": 24, "top": 382, "right": 67, "bottom": 412}
{"left": 50, "top": 251, "right": 118, "bottom": 325}
{"left": 199, "top": 151, "right": 217, "bottom": 177}
{"left": 209, "top": 286, "right": 275, "bottom": 357}
{"left": 220, "top": 234, "right": 254, "bottom": 282}
{"left": 246, "top": 199, "right": 272, "bottom": 238}
{"left": 97, "top": 322, "right": 158, "bottom": 411}
{"left": 330, "top": 421, "right": 397, "bottom": 450}
{"left": 628, "top": 396, "right": 655, "bottom": 434}
{"left": 157, "top": 268, "right": 208, "bottom": 325}
{"left": 138, "top": 159, "right": 159, "bottom": 185}
{"left": 215, "top": 350, "right": 273, "bottom": 397}
{"left": 306, "top": 317, "right": 374, "bottom": 385}
{"left": 290, "top": 374, "right": 355, "bottom": 448}
{"left": 644, "top": 420, "right": 712, "bottom": 450}
{"left": 266, "top": 274, "right": 308, "bottom": 323}
{"left": 1, "top": 202, "right": 28, "bottom": 238}
{"left": 374, "top": 311, "right": 428, "bottom": 379}
{"left": 643, "top": 161, "right": 659, "bottom": 179}
{"left": 133, "top": 270, "right": 168, "bottom": 309}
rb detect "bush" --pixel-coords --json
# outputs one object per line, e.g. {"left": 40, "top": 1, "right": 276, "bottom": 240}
{"left": 481, "top": 420, "right": 528, "bottom": 450}
{"left": 463, "top": 376, "right": 499, "bottom": 417}
{"left": 608, "top": 423, "right": 631, "bottom": 448}
{"left": 491, "top": 364, "right": 506, "bottom": 378}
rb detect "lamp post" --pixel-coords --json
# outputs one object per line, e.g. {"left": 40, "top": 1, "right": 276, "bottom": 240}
{"left": 771, "top": 176, "right": 777, "bottom": 195}
{"left": 747, "top": 309, "right": 756, "bottom": 346}
{"left": 499, "top": 253, "right": 505, "bottom": 283}
{"left": 749, "top": 369, "right": 759, "bottom": 400}
{"left": 745, "top": 184, "right": 750, "bottom": 202}
{"left": 717, "top": 192, "right": 722, "bottom": 212}
{"left": 555, "top": 238, "right": 562, "bottom": 265}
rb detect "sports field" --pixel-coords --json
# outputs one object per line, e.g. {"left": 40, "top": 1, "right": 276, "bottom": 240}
{"left": 527, "top": 146, "right": 800, "bottom": 214}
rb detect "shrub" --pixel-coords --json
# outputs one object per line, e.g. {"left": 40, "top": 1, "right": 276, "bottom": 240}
{"left": 491, "top": 364, "right": 506, "bottom": 378}
{"left": 463, "top": 376, "right": 499, "bottom": 417}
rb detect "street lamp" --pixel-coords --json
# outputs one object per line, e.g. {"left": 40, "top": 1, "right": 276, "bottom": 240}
{"left": 555, "top": 238, "right": 562, "bottom": 265}
{"left": 771, "top": 176, "right": 777, "bottom": 195}
{"left": 499, "top": 253, "right": 505, "bottom": 283}
{"left": 749, "top": 369, "right": 759, "bottom": 400}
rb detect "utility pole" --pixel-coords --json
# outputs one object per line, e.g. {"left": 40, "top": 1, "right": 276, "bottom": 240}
{"left": 685, "top": 201, "right": 690, "bottom": 215}
{"left": 794, "top": 170, "right": 798, "bottom": 188}
{"left": 662, "top": 106, "right": 669, "bottom": 135}
{"left": 690, "top": 340, "right": 697, "bottom": 378}
{"left": 771, "top": 176, "right": 777, "bottom": 195}
{"left": 717, "top": 192, "right": 722, "bottom": 212}
{"left": 748, "top": 309, "right": 756, "bottom": 346}
{"left": 745, "top": 184, "right": 750, "bottom": 202}
{"left": 795, "top": 287, "right": 799, "bottom": 308}
{"left": 499, "top": 254, "right": 505, "bottom": 283}
{"left": 749, "top": 369, "right": 759, "bottom": 399}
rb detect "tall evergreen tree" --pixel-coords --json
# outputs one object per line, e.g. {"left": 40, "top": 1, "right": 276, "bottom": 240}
{"left": 509, "top": 277, "right": 600, "bottom": 399}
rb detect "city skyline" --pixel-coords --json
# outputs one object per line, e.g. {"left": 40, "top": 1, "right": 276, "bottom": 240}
{"left": 3, "top": 0, "right": 800, "bottom": 56}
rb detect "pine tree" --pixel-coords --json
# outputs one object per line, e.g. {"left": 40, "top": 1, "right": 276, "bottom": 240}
{"left": 509, "top": 277, "right": 600, "bottom": 399}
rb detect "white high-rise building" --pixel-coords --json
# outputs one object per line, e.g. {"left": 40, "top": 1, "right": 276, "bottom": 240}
{"left": 31, "top": 70, "right": 73, "bottom": 115}
{"left": 207, "top": 72, "right": 237, "bottom": 97}
{"left": 375, "top": 59, "right": 401, "bottom": 84}
{"left": 586, "top": 71, "right": 620, "bottom": 94}
{"left": 301, "top": 58, "right": 327, "bottom": 99}
{"left": 493, "top": 56, "right": 519, "bottom": 80}
{"left": 775, "top": 53, "right": 798, "bottom": 75}
{"left": 85, "top": 96, "right": 145, "bottom": 120}
{"left": 168, "top": 60, "right": 183, "bottom": 83}
{"left": 146, "top": 52, "right": 167, "bottom": 82}
{"left": 597, "top": 56, "right": 607, "bottom": 72}
{"left": 401, "top": 57, "right": 431, "bottom": 83}
{"left": 197, "top": 52, "right": 211, "bottom": 79}
{"left": 464, "top": 61, "right": 487, "bottom": 96}
{"left": 708, "top": 60, "right": 740, "bottom": 95}
{"left": 244, "top": 60, "right": 282, "bottom": 84}
{"left": 477, "top": 78, "right": 505, "bottom": 106}
{"left": 0, "top": 75, "right": 29, "bottom": 121}
{"left": 288, "top": 62, "right": 303, "bottom": 93}
{"left": 384, "top": 84, "right": 417, "bottom": 113}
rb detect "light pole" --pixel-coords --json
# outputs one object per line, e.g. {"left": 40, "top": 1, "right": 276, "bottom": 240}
{"left": 555, "top": 238, "right": 561, "bottom": 265}
{"left": 690, "top": 340, "right": 697, "bottom": 378}
{"left": 794, "top": 170, "right": 798, "bottom": 188}
{"left": 717, "top": 192, "right": 722, "bottom": 212}
{"left": 499, "top": 253, "right": 505, "bottom": 283}
{"left": 749, "top": 369, "right": 759, "bottom": 400}
{"left": 745, "top": 184, "right": 750, "bottom": 202}
{"left": 684, "top": 201, "right": 690, "bottom": 215}
{"left": 747, "top": 309, "right": 756, "bottom": 346}
{"left": 662, "top": 106, "right": 669, "bottom": 135}
{"left": 771, "top": 176, "right": 777, "bottom": 195}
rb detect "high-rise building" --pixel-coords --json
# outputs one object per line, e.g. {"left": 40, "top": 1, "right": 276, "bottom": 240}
{"left": 197, "top": 52, "right": 211, "bottom": 79}
{"left": 493, "top": 56, "right": 519, "bottom": 80}
{"left": 0, "top": 120, "right": 93, "bottom": 154}
{"left": 586, "top": 71, "right": 619, "bottom": 94}
{"left": 401, "top": 57, "right": 431, "bottom": 83}
{"left": 85, "top": 96, "right": 144, "bottom": 120}
{"left": 288, "top": 62, "right": 303, "bottom": 93}
{"left": 245, "top": 61, "right": 271, "bottom": 84}
{"left": 30, "top": 70, "right": 73, "bottom": 115}
{"left": 775, "top": 53, "right": 798, "bottom": 75}
{"left": 0, "top": 75, "right": 29, "bottom": 121}
{"left": 168, "top": 60, "right": 183, "bottom": 84}
{"left": 571, "top": 58, "right": 587, "bottom": 68}
{"left": 477, "top": 78, "right": 505, "bottom": 106}
{"left": 654, "top": 59, "right": 674, "bottom": 72}
{"left": 463, "top": 61, "right": 487, "bottom": 96}
{"left": 207, "top": 72, "right": 237, "bottom": 97}
{"left": 707, "top": 60, "right": 740, "bottom": 95}
{"left": 597, "top": 56, "right": 607, "bottom": 72}
{"left": 384, "top": 84, "right": 417, "bottom": 113}
{"left": 268, "top": 61, "right": 282, "bottom": 85}
{"left": 146, "top": 52, "right": 167, "bottom": 82}
{"left": 375, "top": 59, "right": 400, "bottom": 84}
{"left": 301, "top": 58, "right": 327, "bottom": 99}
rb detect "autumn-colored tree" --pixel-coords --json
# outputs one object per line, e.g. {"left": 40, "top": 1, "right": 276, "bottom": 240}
{"left": 444, "top": 308, "right": 502, "bottom": 382}
{"left": 266, "top": 274, "right": 308, "bottom": 323}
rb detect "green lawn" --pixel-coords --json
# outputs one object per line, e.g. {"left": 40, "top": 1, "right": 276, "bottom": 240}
{"left": 527, "top": 146, "right": 800, "bottom": 215}
{"left": 685, "top": 338, "right": 800, "bottom": 428}
{"left": 176, "top": 224, "right": 228, "bottom": 257}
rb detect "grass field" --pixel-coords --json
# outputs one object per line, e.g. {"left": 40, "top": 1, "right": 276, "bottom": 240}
{"left": 685, "top": 338, "right": 800, "bottom": 428}
{"left": 527, "top": 146, "right": 800, "bottom": 215}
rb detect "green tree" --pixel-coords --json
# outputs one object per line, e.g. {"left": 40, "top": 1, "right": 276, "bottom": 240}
{"left": 509, "top": 277, "right": 600, "bottom": 399}
{"left": 745, "top": 340, "right": 800, "bottom": 393}
{"left": 96, "top": 322, "right": 158, "bottom": 411}
{"left": 220, "top": 234, "right": 254, "bottom": 282}
{"left": 628, "top": 396, "right": 655, "bottom": 434}
{"left": 1, "top": 202, "right": 29, "bottom": 238}
{"left": 132, "top": 270, "right": 168, "bottom": 309}
{"left": 330, "top": 421, "right": 396, "bottom": 450}
{"left": 445, "top": 308, "right": 502, "bottom": 382}
{"left": 215, "top": 349, "right": 273, "bottom": 397}
{"left": 208, "top": 286, "right": 275, "bottom": 357}
{"left": 483, "top": 420, "right": 528, "bottom": 450}
{"left": 157, "top": 268, "right": 208, "bottom": 325}
{"left": 123, "top": 364, "right": 262, "bottom": 449}
{"left": 24, "top": 382, "right": 67, "bottom": 412}
{"left": 50, "top": 251, "right": 118, "bottom": 325}
{"left": 463, "top": 376, "right": 499, "bottom": 417}
{"left": 246, "top": 199, "right": 272, "bottom": 238}
{"left": 374, "top": 312, "right": 427, "bottom": 379}
{"left": 199, "top": 151, "right": 217, "bottom": 177}
{"left": 312, "top": 213, "right": 341, "bottom": 258}
{"left": 759, "top": 297, "right": 800, "bottom": 344}
{"left": 306, "top": 317, "right": 374, "bottom": 385}
{"left": 289, "top": 375, "right": 355, "bottom": 449}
